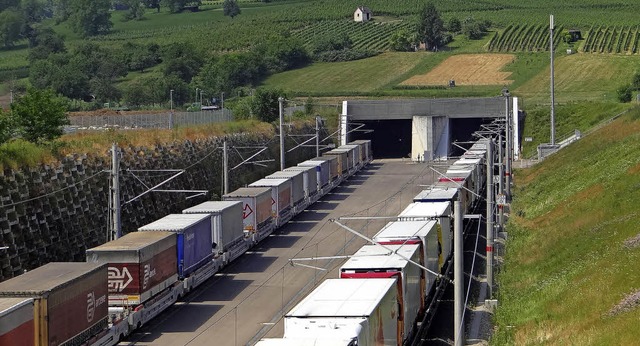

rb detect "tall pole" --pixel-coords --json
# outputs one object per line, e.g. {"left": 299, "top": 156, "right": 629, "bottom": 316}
{"left": 498, "top": 135, "right": 504, "bottom": 195}
{"left": 315, "top": 116, "right": 320, "bottom": 157}
{"left": 279, "top": 97, "right": 285, "bottom": 170}
{"left": 221, "top": 92, "right": 225, "bottom": 115}
{"left": 223, "top": 140, "right": 229, "bottom": 194}
{"left": 454, "top": 200, "right": 464, "bottom": 346}
{"left": 550, "top": 14, "right": 556, "bottom": 145}
{"left": 486, "top": 140, "right": 494, "bottom": 298}
{"left": 504, "top": 92, "right": 512, "bottom": 200}
{"left": 169, "top": 89, "right": 174, "bottom": 129}
{"left": 110, "top": 143, "right": 121, "bottom": 241}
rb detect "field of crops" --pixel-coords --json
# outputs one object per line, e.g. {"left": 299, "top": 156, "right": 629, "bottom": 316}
{"left": 582, "top": 26, "right": 640, "bottom": 54}
{"left": 291, "top": 20, "right": 414, "bottom": 51}
{"left": 487, "top": 24, "right": 564, "bottom": 52}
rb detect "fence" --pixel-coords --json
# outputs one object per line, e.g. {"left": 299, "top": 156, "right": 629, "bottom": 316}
{"left": 65, "top": 109, "right": 233, "bottom": 133}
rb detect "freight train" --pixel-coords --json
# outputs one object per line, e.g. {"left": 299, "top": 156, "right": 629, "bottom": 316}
{"left": 255, "top": 138, "right": 490, "bottom": 346}
{"left": 0, "top": 140, "right": 372, "bottom": 346}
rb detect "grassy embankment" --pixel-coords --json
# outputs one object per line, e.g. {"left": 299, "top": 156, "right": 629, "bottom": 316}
{"left": 0, "top": 120, "right": 276, "bottom": 170}
{"left": 493, "top": 106, "right": 640, "bottom": 344}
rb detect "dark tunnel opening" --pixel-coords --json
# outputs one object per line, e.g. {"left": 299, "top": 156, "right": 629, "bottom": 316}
{"left": 349, "top": 119, "right": 412, "bottom": 159}
{"left": 349, "top": 118, "right": 496, "bottom": 159}
{"left": 449, "top": 117, "right": 495, "bottom": 157}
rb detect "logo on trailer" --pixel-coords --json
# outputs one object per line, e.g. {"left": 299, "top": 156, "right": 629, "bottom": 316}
{"left": 242, "top": 203, "right": 253, "bottom": 219}
{"left": 86, "top": 291, "right": 107, "bottom": 323}
{"left": 108, "top": 267, "right": 133, "bottom": 292}
{"left": 143, "top": 264, "right": 157, "bottom": 290}
{"left": 271, "top": 197, "right": 276, "bottom": 205}
{"left": 87, "top": 292, "right": 95, "bottom": 322}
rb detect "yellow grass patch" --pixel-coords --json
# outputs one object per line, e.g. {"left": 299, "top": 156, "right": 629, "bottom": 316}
{"left": 627, "top": 162, "right": 640, "bottom": 175}
{"left": 401, "top": 54, "right": 515, "bottom": 86}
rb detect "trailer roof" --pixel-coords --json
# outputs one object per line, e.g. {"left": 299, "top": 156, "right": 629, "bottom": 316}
{"left": 456, "top": 158, "right": 482, "bottom": 164}
{"left": 341, "top": 244, "right": 419, "bottom": 270}
{"left": 445, "top": 168, "right": 473, "bottom": 176}
{"left": 223, "top": 187, "right": 271, "bottom": 198}
{"left": 286, "top": 278, "right": 396, "bottom": 317}
{"left": 249, "top": 178, "right": 291, "bottom": 187}
{"left": 0, "top": 297, "right": 33, "bottom": 316}
{"left": 138, "top": 213, "right": 210, "bottom": 232}
{"left": 373, "top": 220, "right": 438, "bottom": 240}
{"left": 399, "top": 202, "right": 450, "bottom": 219}
{"left": 87, "top": 231, "right": 174, "bottom": 251}
{"left": 268, "top": 170, "right": 303, "bottom": 178}
{"left": 413, "top": 188, "right": 458, "bottom": 202}
{"left": 182, "top": 200, "right": 242, "bottom": 214}
{"left": 307, "top": 156, "right": 336, "bottom": 162}
{"left": 0, "top": 263, "right": 105, "bottom": 296}
{"left": 284, "top": 166, "right": 314, "bottom": 172}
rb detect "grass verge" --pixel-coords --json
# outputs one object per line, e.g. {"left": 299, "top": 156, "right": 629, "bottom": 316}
{"left": 493, "top": 106, "right": 640, "bottom": 345}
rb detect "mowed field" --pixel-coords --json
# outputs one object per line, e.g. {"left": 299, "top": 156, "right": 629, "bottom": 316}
{"left": 262, "top": 52, "right": 428, "bottom": 93}
{"left": 400, "top": 54, "right": 515, "bottom": 86}
{"left": 515, "top": 53, "right": 640, "bottom": 103}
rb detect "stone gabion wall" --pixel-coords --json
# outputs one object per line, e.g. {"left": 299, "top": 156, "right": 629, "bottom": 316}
{"left": 0, "top": 126, "right": 316, "bottom": 281}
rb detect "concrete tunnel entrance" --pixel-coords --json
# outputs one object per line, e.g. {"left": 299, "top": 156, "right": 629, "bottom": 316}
{"left": 348, "top": 118, "right": 495, "bottom": 159}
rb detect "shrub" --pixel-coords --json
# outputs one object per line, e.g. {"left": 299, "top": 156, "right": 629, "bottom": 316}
{"left": 314, "top": 49, "right": 377, "bottom": 62}
{"left": 617, "top": 84, "right": 632, "bottom": 102}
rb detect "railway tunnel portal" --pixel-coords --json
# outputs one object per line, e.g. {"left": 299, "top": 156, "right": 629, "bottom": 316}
{"left": 341, "top": 97, "right": 523, "bottom": 160}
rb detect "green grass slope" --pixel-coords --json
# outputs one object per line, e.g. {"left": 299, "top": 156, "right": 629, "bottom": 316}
{"left": 493, "top": 107, "right": 640, "bottom": 345}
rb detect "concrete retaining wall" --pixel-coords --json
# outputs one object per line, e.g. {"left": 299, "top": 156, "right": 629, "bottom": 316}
{"left": 0, "top": 126, "right": 316, "bottom": 281}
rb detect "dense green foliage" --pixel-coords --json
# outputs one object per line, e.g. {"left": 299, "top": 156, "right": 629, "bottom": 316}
{"left": 417, "top": 3, "right": 444, "bottom": 50}
{"left": 68, "top": 0, "right": 112, "bottom": 37}
{"left": 222, "top": 0, "right": 240, "bottom": 18}
{"left": 9, "top": 88, "right": 69, "bottom": 144}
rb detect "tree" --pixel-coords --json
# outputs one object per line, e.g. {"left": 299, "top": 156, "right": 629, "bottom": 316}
{"left": 20, "top": 0, "right": 44, "bottom": 44}
{"left": 0, "top": 8, "right": 24, "bottom": 48}
{"left": 28, "top": 27, "right": 67, "bottom": 61}
{"left": 0, "top": 0, "right": 19, "bottom": 12}
{"left": 68, "top": 0, "right": 112, "bottom": 37}
{"left": 251, "top": 88, "right": 285, "bottom": 123}
{"left": 461, "top": 16, "right": 488, "bottom": 40}
{"left": 162, "top": 0, "right": 192, "bottom": 13}
{"left": 124, "top": 0, "right": 146, "bottom": 20}
{"left": 417, "top": 3, "right": 444, "bottom": 50}
{"left": 447, "top": 18, "right": 461, "bottom": 34}
{"left": 256, "top": 36, "right": 310, "bottom": 72}
{"left": 632, "top": 72, "right": 640, "bottom": 90}
{"left": 52, "top": 0, "right": 71, "bottom": 23}
{"left": 617, "top": 85, "right": 632, "bottom": 103}
{"left": 0, "top": 108, "right": 15, "bottom": 145}
{"left": 223, "top": 0, "right": 240, "bottom": 18}
{"left": 11, "top": 88, "right": 69, "bottom": 144}
{"left": 143, "top": 0, "right": 161, "bottom": 12}
{"left": 389, "top": 30, "right": 414, "bottom": 52}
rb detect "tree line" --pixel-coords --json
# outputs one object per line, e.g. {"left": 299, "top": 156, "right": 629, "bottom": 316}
{"left": 0, "top": 0, "right": 250, "bottom": 45}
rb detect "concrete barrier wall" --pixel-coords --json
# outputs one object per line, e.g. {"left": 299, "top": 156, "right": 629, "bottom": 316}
{"left": 0, "top": 126, "right": 316, "bottom": 281}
